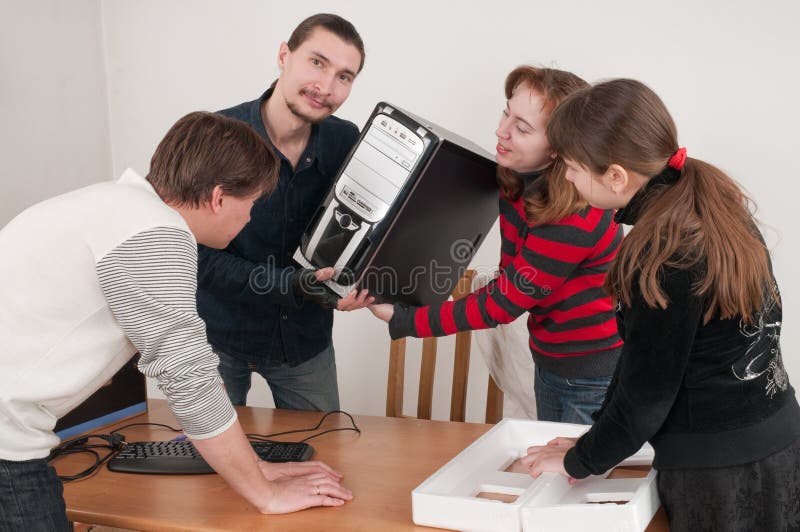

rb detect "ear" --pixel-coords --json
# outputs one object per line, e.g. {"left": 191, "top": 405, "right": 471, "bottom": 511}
{"left": 603, "top": 164, "right": 631, "bottom": 195}
{"left": 209, "top": 185, "right": 225, "bottom": 214}
{"left": 277, "top": 42, "right": 290, "bottom": 70}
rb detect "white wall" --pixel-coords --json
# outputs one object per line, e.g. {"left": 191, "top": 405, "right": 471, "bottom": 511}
{"left": 0, "top": 0, "right": 112, "bottom": 226}
{"left": 5, "top": 1, "right": 799, "bottom": 422}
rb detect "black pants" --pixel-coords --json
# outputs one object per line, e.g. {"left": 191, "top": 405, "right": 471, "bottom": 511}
{"left": 657, "top": 437, "right": 800, "bottom": 532}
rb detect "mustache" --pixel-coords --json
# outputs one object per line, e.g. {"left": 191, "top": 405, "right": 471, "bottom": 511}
{"left": 300, "top": 88, "right": 333, "bottom": 109}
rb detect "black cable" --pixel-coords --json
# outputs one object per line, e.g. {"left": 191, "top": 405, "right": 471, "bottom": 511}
{"left": 246, "top": 410, "right": 360, "bottom": 442}
{"left": 111, "top": 422, "right": 181, "bottom": 435}
{"left": 48, "top": 422, "right": 180, "bottom": 481}
{"left": 298, "top": 427, "right": 360, "bottom": 443}
{"left": 49, "top": 412, "right": 359, "bottom": 481}
{"left": 47, "top": 434, "right": 126, "bottom": 481}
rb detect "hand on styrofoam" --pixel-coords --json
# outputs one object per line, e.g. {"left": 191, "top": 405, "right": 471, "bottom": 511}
{"left": 520, "top": 444, "right": 577, "bottom": 484}
{"left": 546, "top": 436, "right": 578, "bottom": 449}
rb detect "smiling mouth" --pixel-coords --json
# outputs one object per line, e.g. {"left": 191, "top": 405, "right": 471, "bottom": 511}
{"left": 496, "top": 144, "right": 510, "bottom": 155}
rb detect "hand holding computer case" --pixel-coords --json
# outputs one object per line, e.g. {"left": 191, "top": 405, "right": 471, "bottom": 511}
{"left": 294, "top": 102, "right": 498, "bottom": 306}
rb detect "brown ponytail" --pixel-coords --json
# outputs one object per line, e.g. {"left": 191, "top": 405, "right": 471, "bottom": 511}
{"left": 547, "top": 79, "right": 774, "bottom": 323}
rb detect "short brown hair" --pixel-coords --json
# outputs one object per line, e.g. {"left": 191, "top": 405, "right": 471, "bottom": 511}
{"left": 147, "top": 112, "right": 278, "bottom": 207}
{"left": 287, "top": 13, "right": 365, "bottom": 73}
{"left": 496, "top": 66, "right": 589, "bottom": 225}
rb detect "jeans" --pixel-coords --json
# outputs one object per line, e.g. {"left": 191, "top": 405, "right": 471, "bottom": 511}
{"left": 216, "top": 344, "right": 340, "bottom": 411}
{"left": 0, "top": 458, "right": 71, "bottom": 532}
{"left": 534, "top": 366, "right": 611, "bottom": 424}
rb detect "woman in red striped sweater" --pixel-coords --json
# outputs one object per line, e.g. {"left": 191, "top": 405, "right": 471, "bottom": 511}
{"left": 369, "top": 66, "right": 624, "bottom": 424}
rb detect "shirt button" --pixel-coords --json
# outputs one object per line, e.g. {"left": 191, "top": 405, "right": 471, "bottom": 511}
{"left": 305, "top": 157, "right": 312, "bottom": 164}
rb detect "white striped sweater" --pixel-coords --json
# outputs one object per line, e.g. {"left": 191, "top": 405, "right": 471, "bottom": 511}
{"left": 0, "top": 169, "right": 235, "bottom": 460}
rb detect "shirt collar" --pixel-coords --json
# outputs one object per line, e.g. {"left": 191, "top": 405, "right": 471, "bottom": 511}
{"left": 518, "top": 169, "right": 543, "bottom": 183}
{"left": 613, "top": 166, "right": 681, "bottom": 225}
{"left": 116, "top": 168, "right": 158, "bottom": 196}
{"left": 614, "top": 188, "right": 647, "bottom": 226}
{"left": 517, "top": 168, "right": 545, "bottom": 196}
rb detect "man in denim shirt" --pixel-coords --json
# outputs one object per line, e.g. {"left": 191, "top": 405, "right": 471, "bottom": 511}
{"left": 197, "top": 14, "right": 371, "bottom": 411}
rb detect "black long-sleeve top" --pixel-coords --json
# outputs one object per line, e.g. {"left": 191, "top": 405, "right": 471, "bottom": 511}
{"left": 564, "top": 199, "right": 800, "bottom": 477}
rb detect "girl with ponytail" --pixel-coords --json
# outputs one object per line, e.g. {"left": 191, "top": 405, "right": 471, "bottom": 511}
{"left": 523, "top": 78, "right": 800, "bottom": 530}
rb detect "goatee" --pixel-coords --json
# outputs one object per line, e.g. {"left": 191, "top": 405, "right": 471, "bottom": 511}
{"left": 287, "top": 90, "right": 333, "bottom": 124}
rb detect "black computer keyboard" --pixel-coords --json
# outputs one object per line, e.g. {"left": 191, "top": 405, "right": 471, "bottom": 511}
{"left": 107, "top": 440, "right": 315, "bottom": 475}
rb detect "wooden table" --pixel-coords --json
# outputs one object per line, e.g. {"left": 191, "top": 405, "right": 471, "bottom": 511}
{"left": 55, "top": 400, "right": 668, "bottom": 531}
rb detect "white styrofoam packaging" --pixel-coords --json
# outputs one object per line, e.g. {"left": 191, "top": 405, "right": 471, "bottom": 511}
{"left": 519, "top": 470, "right": 659, "bottom": 532}
{"left": 411, "top": 419, "right": 659, "bottom": 532}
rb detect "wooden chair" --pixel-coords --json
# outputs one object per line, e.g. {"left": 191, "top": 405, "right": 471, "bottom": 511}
{"left": 386, "top": 269, "right": 504, "bottom": 424}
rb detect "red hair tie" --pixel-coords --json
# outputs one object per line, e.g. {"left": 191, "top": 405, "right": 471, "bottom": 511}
{"left": 668, "top": 147, "right": 687, "bottom": 170}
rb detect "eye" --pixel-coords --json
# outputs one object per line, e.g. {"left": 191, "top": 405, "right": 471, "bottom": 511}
{"left": 338, "top": 73, "right": 353, "bottom": 83}
{"left": 516, "top": 123, "right": 531, "bottom": 134}
{"left": 310, "top": 57, "right": 322, "bottom": 67}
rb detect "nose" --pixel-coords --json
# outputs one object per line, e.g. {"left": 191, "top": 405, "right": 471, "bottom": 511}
{"left": 496, "top": 116, "right": 511, "bottom": 140}
{"left": 315, "top": 72, "right": 335, "bottom": 96}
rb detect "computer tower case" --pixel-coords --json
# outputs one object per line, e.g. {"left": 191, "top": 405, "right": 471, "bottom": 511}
{"left": 293, "top": 102, "right": 498, "bottom": 306}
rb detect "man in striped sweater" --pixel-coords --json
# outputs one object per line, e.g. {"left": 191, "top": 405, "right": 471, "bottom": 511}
{"left": 0, "top": 112, "right": 351, "bottom": 531}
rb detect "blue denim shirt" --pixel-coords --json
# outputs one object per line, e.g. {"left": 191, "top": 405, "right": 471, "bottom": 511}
{"left": 196, "top": 86, "right": 359, "bottom": 365}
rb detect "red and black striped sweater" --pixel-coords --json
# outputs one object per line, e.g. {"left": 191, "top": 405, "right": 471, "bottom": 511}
{"left": 389, "top": 183, "right": 624, "bottom": 378}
